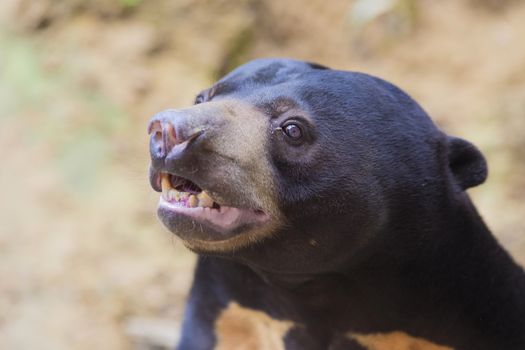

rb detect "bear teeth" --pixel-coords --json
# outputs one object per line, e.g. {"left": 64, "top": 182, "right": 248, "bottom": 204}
{"left": 160, "top": 173, "right": 215, "bottom": 208}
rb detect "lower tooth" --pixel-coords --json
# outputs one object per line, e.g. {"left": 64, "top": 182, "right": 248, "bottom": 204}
{"left": 188, "top": 195, "right": 198, "bottom": 208}
{"left": 198, "top": 192, "right": 214, "bottom": 207}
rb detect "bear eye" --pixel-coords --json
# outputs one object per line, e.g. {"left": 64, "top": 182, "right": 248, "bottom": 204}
{"left": 194, "top": 94, "right": 205, "bottom": 104}
{"left": 283, "top": 123, "right": 303, "bottom": 139}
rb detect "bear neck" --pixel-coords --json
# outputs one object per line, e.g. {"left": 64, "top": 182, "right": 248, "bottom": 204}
{"left": 245, "top": 191, "right": 525, "bottom": 343}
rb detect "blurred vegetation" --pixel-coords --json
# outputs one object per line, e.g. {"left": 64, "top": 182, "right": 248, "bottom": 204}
{"left": 0, "top": 0, "right": 524, "bottom": 349}
{"left": 1, "top": 34, "right": 128, "bottom": 191}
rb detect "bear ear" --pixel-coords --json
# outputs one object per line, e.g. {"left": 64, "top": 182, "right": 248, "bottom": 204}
{"left": 306, "top": 62, "right": 330, "bottom": 70}
{"left": 447, "top": 136, "right": 488, "bottom": 190}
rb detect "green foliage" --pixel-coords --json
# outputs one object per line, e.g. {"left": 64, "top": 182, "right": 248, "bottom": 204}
{"left": 0, "top": 38, "right": 50, "bottom": 118}
{"left": 349, "top": 0, "right": 417, "bottom": 35}
{"left": 118, "top": 0, "right": 142, "bottom": 8}
{"left": 0, "top": 34, "right": 129, "bottom": 193}
{"left": 214, "top": 27, "right": 254, "bottom": 80}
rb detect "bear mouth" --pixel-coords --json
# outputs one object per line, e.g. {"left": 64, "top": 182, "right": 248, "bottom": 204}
{"left": 152, "top": 171, "right": 270, "bottom": 241}
{"left": 159, "top": 172, "right": 220, "bottom": 210}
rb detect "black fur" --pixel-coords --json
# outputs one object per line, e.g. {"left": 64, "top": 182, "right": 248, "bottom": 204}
{"left": 149, "top": 58, "right": 525, "bottom": 350}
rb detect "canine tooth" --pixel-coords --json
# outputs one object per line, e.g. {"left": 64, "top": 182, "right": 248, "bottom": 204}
{"left": 188, "top": 195, "right": 198, "bottom": 208}
{"left": 169, "top": 189, "right": 178, "bottom": 201}
{"left": 198, "top": 191, "right": 214, "bottom": 208}
{"left": 161, "top": 174, "right": 171, "bottom": 191}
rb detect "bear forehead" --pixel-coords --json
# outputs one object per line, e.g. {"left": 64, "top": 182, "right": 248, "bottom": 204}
{"left": 206, "top": 59, "right": 438, "bottom": 134}
{"left": 219, "top": 58, "right": 325, "bottom": 84}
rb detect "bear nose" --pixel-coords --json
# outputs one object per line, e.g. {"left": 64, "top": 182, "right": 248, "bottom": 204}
{"left": 147, "top": 111, "right": 203, "bottom": 169}
{"left": 148, "top": 119, "right": 177, "bottom": 162}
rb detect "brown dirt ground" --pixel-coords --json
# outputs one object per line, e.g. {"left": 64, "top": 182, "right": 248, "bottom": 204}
{"left": 1, "top": 0, "right": 524, "bottom": 349}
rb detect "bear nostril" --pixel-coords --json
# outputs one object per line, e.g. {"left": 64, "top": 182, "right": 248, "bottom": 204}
{"left": 150, "top": 134, "right": 165, "bottom": 160}
{"left": 154, "top": 130, "right": 163, "bottom": 154}
{"left": 149, "top": 120, "right": 167, "bottom": 160}
{"left": 148, "top": 120, "right": 162, "bottom": 135}
{"left": 162, "top": 122, "right": 178, "bottom": 152}
{"left": 148, "top": 119, "right": 181, "bottom": 162}
{"left": 154, "top": 131, "right": 163, "bottom": 153}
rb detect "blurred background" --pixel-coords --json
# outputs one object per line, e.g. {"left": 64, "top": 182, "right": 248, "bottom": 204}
{"left": 1, "top": 0, "right": 524, "bottom": 349}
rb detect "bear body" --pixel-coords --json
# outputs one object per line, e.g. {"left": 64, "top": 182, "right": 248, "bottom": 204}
{"left": 147, "top": 58, "right": 525, "bottom": 349}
